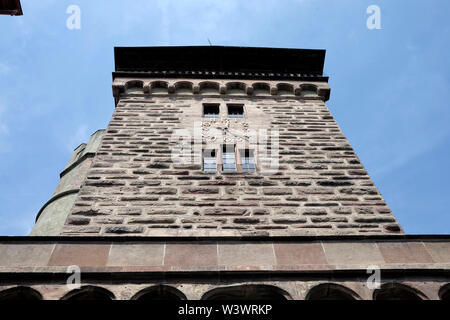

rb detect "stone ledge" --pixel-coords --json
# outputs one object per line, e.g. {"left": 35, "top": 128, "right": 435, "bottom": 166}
{"left": 1, "top": 234, "right": 449, "bottom": 242}
{"left": 0, "top": 237, "right": 449, "bottom": 272}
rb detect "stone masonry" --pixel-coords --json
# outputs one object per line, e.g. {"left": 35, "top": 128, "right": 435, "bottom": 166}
{"left": 59, "top": 77, "right": 402, "bottom": 236}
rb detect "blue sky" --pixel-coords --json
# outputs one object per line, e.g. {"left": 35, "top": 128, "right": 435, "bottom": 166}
{"left": 0, "top": 0, "right": 449, "bottom": 235}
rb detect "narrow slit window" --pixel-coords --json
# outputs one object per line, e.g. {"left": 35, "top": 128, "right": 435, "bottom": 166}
{"left": 203, "top": 149, "right": 217, "bottom": 172}
{"left": 240, "top": 149, "right": 255, "bottom": 172}
{"left": 222, "top": 145, "right": 236, "bottom": 172}
{"left": 227, "top": 104, "right": 244, "bottom": 118}
{"left": 203, "top": 103, "right": 220, "bottom": 118}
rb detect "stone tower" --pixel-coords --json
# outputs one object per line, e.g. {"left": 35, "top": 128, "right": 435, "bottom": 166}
{"left": 32, "top": 46, "right": 402, "bottom": 237}
{"left": 1, "top": 46, "right": 449, "bottom": 301}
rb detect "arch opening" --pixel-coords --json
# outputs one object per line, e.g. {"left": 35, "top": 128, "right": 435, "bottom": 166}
{"left": 300, "top": 84, "right": 318, "bottom": 97}
{"left": 174, "top": 81, "right": 194, "bottom": 94}
{"left": 132, "top": 285, "right": 186, "bottom": 300}
{"left": 61, "top": 285, "right": 114, "bottom": 301}
{"left": 277, "top": 83, "right": 294, "bottom": 95}
{"left": 439, "top": 284, "right": 450, "bottom": 300}
{"left": 150, "top": 81, "right": 169, "bottom": 94}
{"left": 0, "top": 286, "right": 42, "bottom": 301}
{"left": 252, "top": 82, "right": 270, "bottom": 95}
{"left": 225, "top": 82, "right": 246, "bottom": 95}
{"left": 306, "top": 283, "right": 359, "bottom": 300}
{"left": 373, "top": 283, "right": 424, "bottom": 300}
{"left": 202, "top": 285, "right": 289, "bottom": 300}
{"left": 199, "top": 81, "right": 220, "bottom": 94}
{"left": 125, "top": 80, "right": 144, "bottom": 94}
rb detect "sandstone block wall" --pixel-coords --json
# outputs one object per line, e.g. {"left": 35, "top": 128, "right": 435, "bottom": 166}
{"left": 60, "top": 79, "right": 402, "bottom": 236}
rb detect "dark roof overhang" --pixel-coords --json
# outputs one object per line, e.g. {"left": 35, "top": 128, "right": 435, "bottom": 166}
{"left": 0, "top": 0, "right": 22, "bottom": 16}
{"left": 113, "top": 46, "right": 328, "bottom": 82}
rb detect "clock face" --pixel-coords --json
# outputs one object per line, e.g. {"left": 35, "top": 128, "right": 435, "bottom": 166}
{"left": 202, "top": 119, "right": 250, "bottom": 143}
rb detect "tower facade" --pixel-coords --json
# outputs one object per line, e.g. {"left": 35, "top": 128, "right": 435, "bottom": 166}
{"left": 32, "top": 46, "right": 402, "bottom": 237}
{"left": 1, "top": 46, "right": 449, "bottom": 301}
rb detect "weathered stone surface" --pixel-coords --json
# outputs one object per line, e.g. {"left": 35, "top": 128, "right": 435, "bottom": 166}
{"left": 424, "top": 242, "right": 450, "bottom": 263}
{"left": 233, "top": 218, "right": 260, "bottom": 224}
{"left": 0, "top": 244, "right": 55, "bottom": 267}
{"left": 272, "top": 218, "right": 307, "bottom": 224}
{"left": 104, "top": 226, "right": 145, "bottom": 234}
{"left": 218, "top": 243, "right": 276, "bottom": 267}
{"left": 317, "top": 180, "right": 353, "bottom": 187}
{"left": 67, "top": 217, "right": 91, "bottom": 225}
{"left": 107, "top": 244, "right": 165, "bottom": 266}
{"left": 204, "top": 208, "right": 248, "bottom": 216}
{"left": 377, "top": 242, "right": 434, "bottom": 264}
{"left": 71, "top": 208, "right": 110, "bottom": 216}
{"left": 59, "top": 90, "right": 401, "bottom": 236}
{"left": 48, "top": 244, "right": 110, "bottom": 266}
{"left": 274, "top": 243, "right": 327, "bottom": 266}
{"left": 248, "top": 180, "right": 278, "bottom": 186}
{"left": 147, "top": 209, "right": 186, "bottom": 215}
{"left": 145, "top": 188, "right": 177, "bottom": 195}
{"left": 322, "top": 242, "right": 385, "bottom": 265}
{"left": 128, "top": 217, "right": 175, "bottom": 224}
{"left": 165, "top": 244, "right": 218, "bottom": 267}
{"left": 253, "top": 208, "right": 269, "bottom": 215}
{"left": 182, "top": 187, "right": 219, "bottom": 194}
{"left": 263, "top": 188, "right": 293, "bottom": 195}
{"left": 354, "top": 217, "right": 396, "bottom": 223}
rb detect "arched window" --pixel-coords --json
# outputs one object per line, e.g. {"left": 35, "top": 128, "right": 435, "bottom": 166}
{"left": 373, "top": 283, "right": 425, "bottom": 300}
{"left": 199, "top": 81, "right": 220, "bottom": 94}
{"left": 150, "top": 81, "right": 169, "bottom": 94}
{"left": 306, "top": 283, "right": 359, "bottom": 300}
{"left": 131, "top": 285, "right": 186, "bottom": 300}
{"left": 300, "top": 84, "right": 318, "bottom": 97}
{"left": 252, "top": 82, "right": 270, "bottom": 95}
{"left": 125, "top": 80, "right": 144, "bottom": 94}
{"left": 202, "top": 285, "right": 290, "bottom": 300}
{"left": 174, "top": 81, "right": 194, "bottom": 94}
{"left": 61, "top": 285, "right": 115, "bottom": 300}
{"left": 225, "top": 82, "right": 246, "bottom": 95}
{"left": 0, "top": 286, "right": 42, "bottom": 301}
{"left": 439, "top": 284, "right": 450, "bottom": 300}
